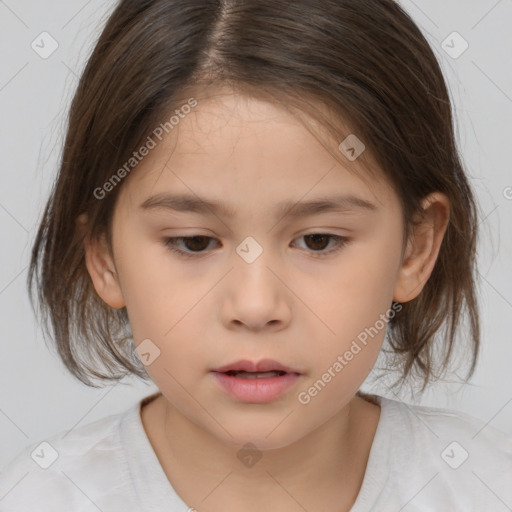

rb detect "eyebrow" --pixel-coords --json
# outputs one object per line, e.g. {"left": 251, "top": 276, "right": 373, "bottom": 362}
{"left": 139, "top": 192, "right": 378, "bottom": 219}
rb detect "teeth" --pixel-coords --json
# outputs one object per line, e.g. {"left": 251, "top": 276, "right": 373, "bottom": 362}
{"left": 229, "top": 370, "right": 285, "bottom": 378}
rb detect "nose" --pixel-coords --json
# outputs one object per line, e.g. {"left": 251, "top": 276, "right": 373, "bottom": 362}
{"left": 220, "top": 245, "right": 292, "bottom": 332}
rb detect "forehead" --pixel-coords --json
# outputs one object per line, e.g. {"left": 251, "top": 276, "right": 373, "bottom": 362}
{"left": 117, "top": 90, "right": 395, "bottom": 215}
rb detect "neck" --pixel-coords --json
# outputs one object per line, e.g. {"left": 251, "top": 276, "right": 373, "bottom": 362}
{"left": 142, "top": 393, "right": 380, "bottom": 511}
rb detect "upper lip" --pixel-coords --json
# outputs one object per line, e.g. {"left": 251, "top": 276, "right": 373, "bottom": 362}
{"left": 212, "top": 359, "right": 301, "bottom": 374}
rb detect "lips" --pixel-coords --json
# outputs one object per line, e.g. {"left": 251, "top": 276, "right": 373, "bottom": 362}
{"left": 211, "top": 360, "right": 302, "bottom": 402}
{"left": 212, "top": 358, "right": 301, "bottom": 375}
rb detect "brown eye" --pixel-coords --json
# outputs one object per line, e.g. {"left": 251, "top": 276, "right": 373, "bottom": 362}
{"left": 180, "top": 236, "right": 211, "bottom": 251}
{"left": 293, "top": 233, "right": 349, "bottom": 258}
{"left": 163, "top": 236, "right": 217, "bottom": 258}
{"left": 303, "top": 234, "right": 331, "bottom": 251}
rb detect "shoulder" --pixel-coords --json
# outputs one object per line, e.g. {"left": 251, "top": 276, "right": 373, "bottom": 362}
{"left": 0, "top": 405, "right": 136, "bottom": 512}
{"left": 373, "top": 395, "right": 512, "bottom": 510}
{"left": 386, "top": 396, "right": 512, "bottom": 456}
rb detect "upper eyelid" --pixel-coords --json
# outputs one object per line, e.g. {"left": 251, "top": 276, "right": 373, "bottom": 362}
{"left": 168, "top": 232, "right": 345, "bottom": 243}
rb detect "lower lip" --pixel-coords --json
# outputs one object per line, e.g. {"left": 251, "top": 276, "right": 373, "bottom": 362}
{"left": 211, "top": 372, "right": 301, "bottom": 403}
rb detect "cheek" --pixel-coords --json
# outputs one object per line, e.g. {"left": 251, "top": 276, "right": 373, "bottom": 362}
{"left": 309, "top": 244, "right": 400, "bottom": 342}
{"left": 299, "top": 230, "right": 401, "bottom": 386}
{"left": 118, "top": 259, "right": 212, "bottom": 383}
{"left": 114, "top": 234, "right": 199, "bottom": 337}
{"left": 336, "top": 221, "right": 402, "bottom": 307}
{"left": 296, "top": 268, "right": 394, "bottom": 412}
{"left": 127, "top": 287, "right": 209, "bottom": 384}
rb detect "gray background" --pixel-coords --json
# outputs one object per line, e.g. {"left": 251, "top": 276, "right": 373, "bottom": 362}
{"left": 1, "top": 0, "right": 511, "bottom": 467}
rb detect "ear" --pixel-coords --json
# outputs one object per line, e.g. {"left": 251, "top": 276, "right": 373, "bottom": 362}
{"left": 393, "top": 192, "right": 450, "bottom": 303}
{"left": 76, "top": 213, "right": 126, "bottom": 310}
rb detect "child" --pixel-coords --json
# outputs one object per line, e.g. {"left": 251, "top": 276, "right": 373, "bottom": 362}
{"left": 1, "top": 0, "right": 511, "bottom": 510}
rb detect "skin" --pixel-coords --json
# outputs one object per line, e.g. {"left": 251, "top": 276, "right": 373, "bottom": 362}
{"left": 80, "top": 88, "right": 450, "bottom": 511}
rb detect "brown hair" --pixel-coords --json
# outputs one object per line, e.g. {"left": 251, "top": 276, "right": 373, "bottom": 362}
{"left": 28, "top": 0, "right": 481, "bottom": 390}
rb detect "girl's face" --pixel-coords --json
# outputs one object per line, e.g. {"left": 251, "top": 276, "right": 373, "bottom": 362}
{"left": 91, "top": 90, "right": 410, "bottom": 449}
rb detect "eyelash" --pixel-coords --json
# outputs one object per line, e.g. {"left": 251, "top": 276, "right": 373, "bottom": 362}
{"left": 162, "top": 234, "right": 349, "bottom": 259}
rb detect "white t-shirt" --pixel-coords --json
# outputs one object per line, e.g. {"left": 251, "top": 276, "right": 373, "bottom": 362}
{"left": 1, "top": 391, "right": 511, "bottom": 511}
